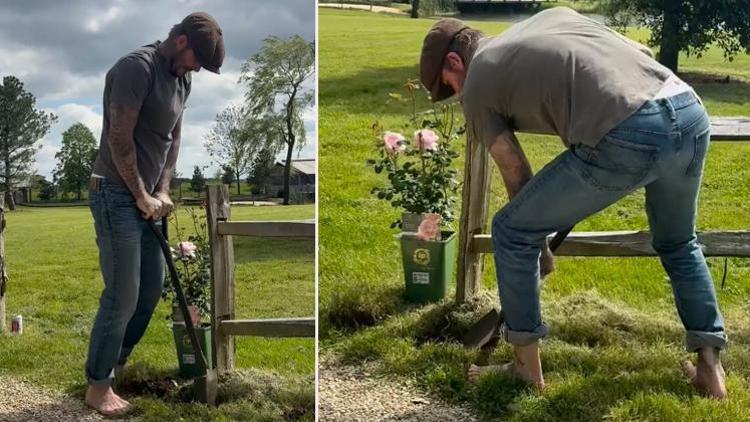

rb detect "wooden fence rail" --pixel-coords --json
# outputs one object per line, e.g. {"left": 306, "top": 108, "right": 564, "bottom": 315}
{"left": 472, "top": 231, "right": 750, "bottom": 257}
{"left": 206, "top": 185, "right": 315, "bottom": 375}
{"left": 456, "top": 117, "right": 750, "bottom": 303}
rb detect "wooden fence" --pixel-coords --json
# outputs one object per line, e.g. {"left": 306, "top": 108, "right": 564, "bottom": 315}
{"left": 455, "top": 117, "right": 750, "bottom": 303}
{"left": 206, "top": 185, "right": 315, "bottom": 374}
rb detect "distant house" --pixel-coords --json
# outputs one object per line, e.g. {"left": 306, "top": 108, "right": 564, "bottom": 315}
{"left": 269, "top": 158, "right": 316, "bottom": 198}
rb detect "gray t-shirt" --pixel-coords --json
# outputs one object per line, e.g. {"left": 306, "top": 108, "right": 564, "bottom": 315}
{"left": 462, "top": 7, "right": 672, "bottom": 148}
{"left": 93, "top": 41, "right": 191, "bottom": 194}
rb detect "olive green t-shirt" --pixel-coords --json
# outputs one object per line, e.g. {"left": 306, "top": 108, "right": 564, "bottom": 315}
{"left": 462, "top": 7, "right": 672, "bottom": 148}
{"left": 93, "top": 41, "right": 191, "bottom": 194}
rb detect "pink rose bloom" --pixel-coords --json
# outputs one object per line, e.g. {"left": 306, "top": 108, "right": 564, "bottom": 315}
{"left": 177, "top": 241, "right": 197, "bottom": 258}
{"left": 414, "top": 129, "right": 438, "bottom": 151}
{"left": 383, "top": 131, "right": 406, "bottom": 155}
{"left": 416, "top": 213, "right": 442, "bottom": 241}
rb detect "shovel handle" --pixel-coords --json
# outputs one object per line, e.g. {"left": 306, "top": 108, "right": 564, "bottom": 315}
{"left": 148, "top": 217, "right": 210, "bottom": 371}
{"left": 548, "top": 226, "right": 574, "bottom": 253}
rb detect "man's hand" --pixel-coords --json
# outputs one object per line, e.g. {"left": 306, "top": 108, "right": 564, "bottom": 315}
{"left": 540, "top": 242, "right": 555, "bottom": 279}
{"left": 154, "top": 191, "right": 174, "bottom": 218}
{"left": 136, "top": 195, "right": 163, "bottom": 221}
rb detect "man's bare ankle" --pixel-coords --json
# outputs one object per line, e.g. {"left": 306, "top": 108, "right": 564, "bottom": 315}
{"left": 696, "top": 347, "right": 723, "bottom": 369}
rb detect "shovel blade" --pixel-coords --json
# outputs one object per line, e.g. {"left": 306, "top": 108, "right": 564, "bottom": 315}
{"left": 463, "top": 308, "right": 502, "bottom": 349}
{"left": 194, "top": 369, "right": 219, "bottom": 406}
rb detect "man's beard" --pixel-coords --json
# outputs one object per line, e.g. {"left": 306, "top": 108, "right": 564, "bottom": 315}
{"left": 168, "top": 49, "right": 189, "bottom": 77}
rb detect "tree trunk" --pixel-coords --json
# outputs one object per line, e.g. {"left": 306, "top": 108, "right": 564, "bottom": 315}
{"left": 411, "top": 0, "right": 420, "bottom": 18}
{"left": 659, "top": 2, "right": 680, "bottom": 72}
{"left": 0, "top": 195, "right": 6, "bottom": 332}
{"left": 4, "top": 191, "right": 15, "bottom": 211}
{"left": 236, "top": 172, "right": 241, "bottom": 196}
{"left": 283, "top": 142, "right": 294, "bottom": 205}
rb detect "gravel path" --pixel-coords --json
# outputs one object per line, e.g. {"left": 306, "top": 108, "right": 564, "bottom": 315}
{"left": 318, "top": 356, "right": 478, "bottom": 421}
{"left": 0, "top": 376, "right": 127, "bottom": 422}
{"left": 318, "top": 3, "right": 406, "bottom": 14}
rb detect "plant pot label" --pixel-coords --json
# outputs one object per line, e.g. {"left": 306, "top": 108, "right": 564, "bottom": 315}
{"left": 412, "top": 272, "right": 430, "bottom": 285}
{"left": 182, "top": 354, "right": 196, "bottom": 364}
{"left": 413, "top": 248, "right": 431, "bottom": 265}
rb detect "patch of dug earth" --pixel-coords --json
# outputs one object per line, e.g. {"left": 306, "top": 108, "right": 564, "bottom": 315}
{"left": 0, "top": 375, "right": 116, "bottom": 421}
{"left": 318, "top": 355, "right": 478, "bottom": 421}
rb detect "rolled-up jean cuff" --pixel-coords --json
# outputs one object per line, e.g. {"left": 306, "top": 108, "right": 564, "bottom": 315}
{"left": 502, "top": 323, "right": 549, "bottom": 346}
{"left": 87, "top": 368, "right": 115, "bottom": 385}
{"left": 686, "top": 331, "right": 727, "bottom": 352}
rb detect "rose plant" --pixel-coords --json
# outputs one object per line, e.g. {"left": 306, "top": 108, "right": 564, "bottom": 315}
{"left": 368, "top": 79, "right": 463, "bottom": 230}
{"left": 161, "top": 205, "right": 211, "bottom": 322}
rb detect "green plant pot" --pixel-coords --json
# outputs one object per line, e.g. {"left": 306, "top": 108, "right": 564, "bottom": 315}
{"left": 400, "top": 230, "right": 456, "bottom": 303}
{"left": 171, "top": 322, "right": 213, "bottom": 378}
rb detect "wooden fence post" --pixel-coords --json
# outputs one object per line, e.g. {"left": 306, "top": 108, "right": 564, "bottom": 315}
{"left": 207, "top": 185, "right": 235, "bottom": 374}
{"left": 0, "top": 196, "right": 6, "bottom": 332}
{"left": 456, "top": 136, "right": 492, "bottom": 303}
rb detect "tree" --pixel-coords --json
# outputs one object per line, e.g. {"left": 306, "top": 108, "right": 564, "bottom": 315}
{"left": 0, "top": 76, "right": 57, "bottom": 210}
{"left": 53, "top": 123, "right": 97, "bottom": 200}
{"left": 170, "top": 169, "right": 182, "bottom": 199}
{"left": 220, "top": 164, "right": 236, "bottom": 186}
{"left": 411, "top": 0, "right": 420, "bottom": 18}
{"left": 29, "top": 173, "right": 55, "bottom": 201}
{"left": 599, "top": 0, "right": 750, "bottom": 72}
{"left": 240, "top": 35, "right": 314, "bottom": 205}
{"left": 190, "top": 165, "right": 206, "bottom": 195}
{"left": 248, "top": 146, "right": 277, "bottom": 195}
{"left": 37, "top": 177, "right": 56, "bottom": 201}
{"left": 204, "top": 104, "right": 260, "bottom": 195}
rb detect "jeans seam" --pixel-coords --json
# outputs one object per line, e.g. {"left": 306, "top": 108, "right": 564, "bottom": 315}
{"left": 88, "top": 189, "right": 125, "bottom": 383}
{"left": 495, "top": 154, "right": 571, "bottom": 225}
{"left": 686, "top": 126, "right": 711, "bottom": 177}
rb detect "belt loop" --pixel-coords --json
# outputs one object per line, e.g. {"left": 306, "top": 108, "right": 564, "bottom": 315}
{"left": 662, "top": 98, "right": 677, "bottom": 122}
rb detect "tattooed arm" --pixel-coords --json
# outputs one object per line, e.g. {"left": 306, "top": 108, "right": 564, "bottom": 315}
{"left": 488, "top": 130, "right": 555, "bottom": 277}
{"left": 153, "top": 114, "right": 182, "bottom": 217}
{"left": 108, "top": 102, "right": 162, "bottom": 219}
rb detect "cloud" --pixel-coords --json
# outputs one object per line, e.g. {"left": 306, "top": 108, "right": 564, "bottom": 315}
{"left": 84, "top": 5, "right": 123, "bottom": 33}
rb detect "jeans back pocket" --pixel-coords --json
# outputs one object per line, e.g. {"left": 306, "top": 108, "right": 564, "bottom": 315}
{"left": 574, "top": 134, "right": 660, "bottom": 191}
{"left": 686, "top": 126, "right": 710, "bottom": 177}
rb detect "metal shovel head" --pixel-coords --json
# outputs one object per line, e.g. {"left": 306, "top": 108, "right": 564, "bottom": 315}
{"left": 463, "top": 227, "right": 574, "bottom": 350}
{"left": 194, "top": 369, "right": 218, "bottom": 406}
{"left": 149, "top": 218, "right": 218, "bottom": 406}
{"left": 463, "top": 308, "right": 501, "bottom": 349}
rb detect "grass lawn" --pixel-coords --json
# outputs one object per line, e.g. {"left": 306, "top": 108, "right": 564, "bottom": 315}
{"left": 319, "top": 8, "right": 750, "bottom": 421}
{"left": 0, "top": 203, "right": 315, "bottom": 421}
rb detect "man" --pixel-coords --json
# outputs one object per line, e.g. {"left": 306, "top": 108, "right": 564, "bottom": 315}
{"left": 420, "top": 7, "right": 726, "bottom": 398}
{"left": 85, "top": 12, "right": 223, "bottom": 415}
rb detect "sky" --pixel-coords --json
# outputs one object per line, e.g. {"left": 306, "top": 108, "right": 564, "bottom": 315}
{"left": 0, "top": 0, "right": 316, "bottom": 180}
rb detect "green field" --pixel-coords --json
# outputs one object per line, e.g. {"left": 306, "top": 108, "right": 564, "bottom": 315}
{"left": 0, "top": 204, "right": 315, "bottom": 421}
{"left": 319, "top": 8, "right": 750, "bottom": 421}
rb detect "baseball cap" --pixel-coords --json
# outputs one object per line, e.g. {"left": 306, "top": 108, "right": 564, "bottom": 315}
{"left": 181, "top": 12, "right": 224, "bottom": 74}
{"left": 420, "top": 18, "right": 469, "bottom": 102}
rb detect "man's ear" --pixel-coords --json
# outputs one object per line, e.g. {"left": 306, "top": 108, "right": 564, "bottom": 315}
{"left": 174, "top": 34, "right": 188, "bottom": 49}
{"left": 445, "top": 52, "right": 464, "bottom": 72}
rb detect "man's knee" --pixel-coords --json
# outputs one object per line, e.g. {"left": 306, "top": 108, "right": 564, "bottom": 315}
{"left": 100, "top": 289, "right": 139, "bottom": 322}
{"left": 492, "top": 212, "right": 541, "bottom": 252}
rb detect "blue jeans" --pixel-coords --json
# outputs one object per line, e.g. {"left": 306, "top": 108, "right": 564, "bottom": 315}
{"left": 85, "top": 179, "right": 165, "bottom": 384}
{"left": 492, "top": 91, "right": 726, "bottom": 352}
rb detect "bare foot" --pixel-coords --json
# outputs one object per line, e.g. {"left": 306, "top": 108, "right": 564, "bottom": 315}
{"left": 85, "top": 384, "right": 131, "bottom": 416}
{"left": 468, "top": 362, "right": 545, "bottom": 390}
{"left": 681, "top": 349, "right": 727, "bottom": 399}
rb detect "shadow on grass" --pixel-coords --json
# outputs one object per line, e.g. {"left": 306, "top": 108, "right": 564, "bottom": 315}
{"left": 64, "top": 363, "right": 314, "bottom": 421}
{"left": 232, "top": 237, "right": 315, "bottom": 265}
{"left": 320, "top": 65, "right": 432, "bottom": 115}
{"left": 326, "top": 289, "right": 747, "bottom": 420}
{"left": 321, "top": 65, "right": 750, "bottom": 117}
{"left": 691, "top": 79, "right": 750, "bottom": 106}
